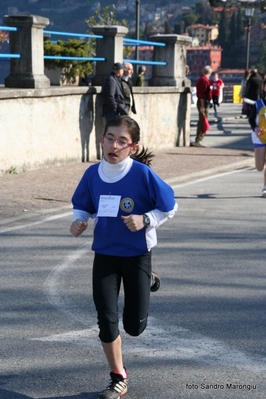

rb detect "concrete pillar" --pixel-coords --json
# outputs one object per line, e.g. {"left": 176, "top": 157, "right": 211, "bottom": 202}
{"left": 3, "top": 14, "right": 50, "bottom": 88}
{"left": 91, "top": 25, "right": 128, "bottom": 86}
{"left": 149, "top": 34, "right": 192, "bottom": 87}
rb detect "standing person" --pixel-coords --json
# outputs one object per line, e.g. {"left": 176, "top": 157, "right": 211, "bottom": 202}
{"left": 248, "top": 79, "right": 266, "bottom": 197}
{"left": 245, "top": 68, "right": 263, "bottom": 117}
{"left": 70, "top": 115, "right": 178, "bottom": 399}
{"left": 121, "top": 62, "right": 137, "bottom": 115}
{"left": 132, "top": 65, "right": 146, "bottom": 87}
{"left": 192, "top": 65, "right": 212, "bottom": 147}
{"left": 240, "top": 70, "right": 251, "bottom": 115}
{"left": 102, "top": 62, "right": 128, "bottom": 122}
{"left": 210, "top": 72, "right": 224, "bottom": 117}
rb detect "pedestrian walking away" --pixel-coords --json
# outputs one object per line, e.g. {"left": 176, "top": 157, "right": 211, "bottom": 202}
{"left": 240, "top": 69, "right": 251, "bottom": 115}
{"left": 192, "top": 65, "right": 212, "bottom": 147}
{"left": 70, "top": 115, "right": 178, "bottom": 399}
{"left": 248, "top": 79, "right": 266, "bottom": 197}
{"left": 102, "top": 62, "right": 128, "bottom": 123}
{"left": 245, "top": 68, "right": 263, "bottom": 117}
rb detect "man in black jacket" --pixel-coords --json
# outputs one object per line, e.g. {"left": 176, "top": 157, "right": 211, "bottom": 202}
{"left": 121, "top": 62, "right": 137, "bottom": 115}
{"left": 102, "top": 63, "right": 128, "bottom": 122}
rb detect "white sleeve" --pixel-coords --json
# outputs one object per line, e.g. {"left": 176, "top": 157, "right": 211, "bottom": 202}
{"left": 145, "top": 202, "right": 178, "bottom": 228}
{"left": 72, "top": 209, "right": 96, "bottom": 222}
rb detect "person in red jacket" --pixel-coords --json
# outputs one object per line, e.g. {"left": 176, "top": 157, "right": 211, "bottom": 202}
{"left": 193, "top": 65, "right": 212, "bottom": 147}
{"left": 210, "top": 72, "right": 224, "bottom": 116}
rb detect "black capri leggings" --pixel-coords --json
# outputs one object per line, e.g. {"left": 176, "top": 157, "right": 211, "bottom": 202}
{"left": 92, "top": 252, "right": 152, "bottom": 343}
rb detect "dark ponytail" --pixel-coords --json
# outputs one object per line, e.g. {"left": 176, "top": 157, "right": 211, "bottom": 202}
{"left": 131, "top": 147, "right": 154, "bottom": 167}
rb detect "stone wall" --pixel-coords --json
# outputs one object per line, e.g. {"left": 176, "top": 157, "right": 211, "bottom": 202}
{"left": 0, "top": 85, "right": 191, "bottom": 174}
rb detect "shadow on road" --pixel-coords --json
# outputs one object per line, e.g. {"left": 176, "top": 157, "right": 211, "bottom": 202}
{"left": 0, "top": 387, "right": 99, "bottom": 399}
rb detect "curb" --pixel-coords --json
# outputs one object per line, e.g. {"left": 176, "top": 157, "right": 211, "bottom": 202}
{"left": 165, "top": 158, "right": 254, "bottom": 186}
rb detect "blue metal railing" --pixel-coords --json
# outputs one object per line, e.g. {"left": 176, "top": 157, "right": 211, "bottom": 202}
{"left": 124, "top": 58, "right": 166, "bottom": 66}
{"left": 0, "top": 26, "right": 18, "bottom": 31}
{"left": 0, "top": 54, "right": 20, "bottom": 59}
{"left": 44, "top": 30, "right": 103, "bottom": 39}
{"left": 0, "top": 26, "right": 167, "bottom": 66}
{"left": 123, "top": 38, "right": 165, "bottom": 47}
{"left": 44, "top": 56, "right": 105, "bottom": 61}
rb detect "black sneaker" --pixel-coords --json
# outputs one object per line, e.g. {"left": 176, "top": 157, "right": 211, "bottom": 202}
{"left": 99, "top": 369, "right": 128, "bottom": 399}
{"left": 150, "top": 271, "right": 161, "bottom": 292}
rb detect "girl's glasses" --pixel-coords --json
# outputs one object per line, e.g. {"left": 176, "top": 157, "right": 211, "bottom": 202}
{"left": 103, "top": 136, "right": 133, "bottom": 149}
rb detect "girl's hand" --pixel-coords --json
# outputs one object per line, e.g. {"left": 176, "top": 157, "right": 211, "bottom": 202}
{"left": 70, "top": 219, "right": 88, "bottom": 237}
{"left": 255, "top": 127, "right": 263, "bottom": 137}
{"left": 121, "top": 214, "right": 144, "bottom": 232}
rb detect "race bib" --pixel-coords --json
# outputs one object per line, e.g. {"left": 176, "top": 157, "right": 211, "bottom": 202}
{"left": 97, "top": 195, "right": 121, "bottom": 217}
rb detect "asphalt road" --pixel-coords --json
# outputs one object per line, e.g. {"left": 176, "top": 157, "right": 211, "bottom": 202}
{"left": 1, "top": 161, "right": 266, "bottom": 398}
{"left": 190, "top": 102, "right": 252, "bottom": 150}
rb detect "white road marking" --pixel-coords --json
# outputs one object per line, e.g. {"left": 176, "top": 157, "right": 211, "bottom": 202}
{"left": 170, "top": 168, "right": 246, "bottom": 190}
{"left": 31, "top": 317, "right": 266, "bottom": 373}
{"left": 43, "top": 241, "right": 91, "bottom": 319}
{"left": 0, "top": 211, "right": 72, "bottom": 234}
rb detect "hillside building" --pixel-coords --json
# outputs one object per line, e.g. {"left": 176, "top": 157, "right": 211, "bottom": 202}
{"left": 187, "top": 44, "right": 222, "bottom": 76}
{"left": 186, "top": 24, "right": 219, "bottom": 44}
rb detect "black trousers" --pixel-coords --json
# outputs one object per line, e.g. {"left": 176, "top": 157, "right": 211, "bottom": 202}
{"left": 212, "top": 95, "right": 219, "bottom": 112}
{"left": 93, "top": 252, "right": 152, "bottom": 343}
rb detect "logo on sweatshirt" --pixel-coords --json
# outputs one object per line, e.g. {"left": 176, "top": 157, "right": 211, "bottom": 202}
{"left": 120, "top": 198, "right": 134, "bottom": 213}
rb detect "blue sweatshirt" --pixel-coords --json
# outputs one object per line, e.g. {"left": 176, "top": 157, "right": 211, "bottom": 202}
{"left": 72, "top": 160, "right": 177, "bottom": 256}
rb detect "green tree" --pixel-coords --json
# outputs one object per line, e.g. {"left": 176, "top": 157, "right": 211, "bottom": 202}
{"left": 174, "top": 21, "right": 185, "bottom": 34}
{"left": 195, "top": 1, "right": 214, "bottom": 25}
{"left": 257, "top": 38, "right": 266, "bottom": 73}
{"left": 229, "top": 12, "right": 236, "bottom": 46}
{"left": 195, "top": 1, "right": 204, "bottom": 16}
{"left": 164, "top": 20, "right": 173, "bottom": 34}
{"left": 218, "top": 8, "right": 229, "bottom": 47}
{"left": 85, "top": 5, "right": 128, "bottom": 29}
{"left": 44, "top": 39, "right": 93, "bottom": 83}
{"left": 85, "top": 5, "right": 130, "bottom": 58}
{"left": 182, "top": 12, "right": 198, "bottom": 27}
{"left": 236, "top": 8, "right": 244, "bottom": 37}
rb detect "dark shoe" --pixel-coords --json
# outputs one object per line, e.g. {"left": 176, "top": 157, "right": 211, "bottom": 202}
{"left": 150, "top": 271, "right": 161, "bottom": 292}
{"left": 99, "top": 369, "right": 128, "bottom": 399}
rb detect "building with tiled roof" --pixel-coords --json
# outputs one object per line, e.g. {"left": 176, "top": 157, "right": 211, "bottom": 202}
{"left": 186, "top": 24, "right": 219, "bottom": 43}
